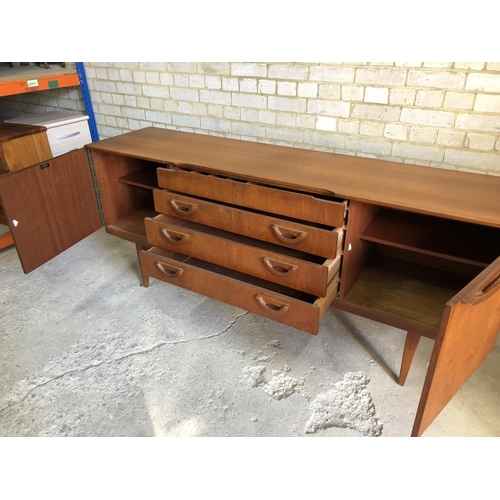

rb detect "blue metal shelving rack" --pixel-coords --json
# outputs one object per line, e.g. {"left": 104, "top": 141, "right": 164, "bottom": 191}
{"left": 75, "top": 62, "right": 99, "bottom": 143}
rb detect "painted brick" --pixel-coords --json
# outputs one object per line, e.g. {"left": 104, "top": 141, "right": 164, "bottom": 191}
{"left": 393, "top": 143, "right": 443, "bottom": 161}
{"left": 232, "top": 93, "right": 266, "bottom": 108}
{"left": 197, "top": 88, "right": 227, "bottom": 105}
{"left": 341, "top": 85, "right": 364, "bottom": 101}
{"left": 277, "top": 113, "right": 295, "bottom": 127}
{"left": 172, "top": 114, "right": 200, "bottom": 127}
{"left": 107, "top": 69, "right": 120, "bottom": 80}
{"left": 178, "top": 102, "right": 192, "bottom": 114}
{"left": 395, "top": 62, "right": 422, "bottom": 67}
{"left": 164, "top": 100, "right": 177, "bottom": 112}
{"left": 122, "top": 107, "right": 145, "bottom": 120}
{"left": 277, "top": 82, "right": 297, "bottom": 96}
{"left": 143, "top": 85, "right": 169, "bottom": 98}
{"left": 208, "top": 105, "right": 224, "bottom": 117}
{"left": 224, "top": 107, "right": 240, "bottom": 120}
{"left": 206, "top": 76, "right": 222, "bottom": 90}
{"left": 407, "top": 70, "right": 464, "bottom": 89}
{"left": 338, "top": 119, "right": 360, "bottom": 134}
{"left": 124, "top": 96, "right": 137, "bottom": 107}
{"left": 258, "top": 80, "right": 276, "bottom": 94}
{"left": 232, "top": 122, "right": 266, "bottom": 137}
{"left": 487, "top": 63, "right": 500, "bottom": 71}
{"left": 310, "top": 66, "right": 355, "bottom": 83}
{"left": 360, "top": 121, "right": 384, "bottom": 136}
{"left": 170, "top": 87, "right": 199, "bottom": 102}
{"left": 443, "top": 92, "right": 475, "bottom": 110}
{"left": 116, "top": 82, "right": 142, "bottom": 95}
{"left": 455, "top": 113, "right": 500, "bottom": 132}
{"left": 267, "top": 127, "right": 303, "bottom": 143}
{"left": 364, "top": 87, "right": 389, "bottom": 104}
{"left": 189, "top": 75, "right": 205, "bottom": 88}
{"left": 160, "top": 73, "right": 174, "bottom": 86}
{"left": 316, "top": 116, "right": 337, "bottom": 131}
{"left": 296, "top": 115, "right": 316, "bottom": 129}
{"left": 400, "top": 108, "right": 454, "bottom": 127}
{"left": 137, "top": 97, "right": 150, "bottom": 108}
{"left": 94, "top": 80, "right": 117, "bottom": 92}
{"left": 167, "top": 63, "right": 197, "bottom": 73}
{"left": 384, "top": 123, "right": 408, "bottom": 140}
{"left": 231, "top": 63, "right": 267, "bottom": 77}
{"left": 352, "top": 104, "right": 401, "bottom": 122}
{"left": 466, "top": 73, "right": 500, "bottom": 92}
{"left": 150, "top": 98, "right": 164, "bottom": 110}
{"left": 146, "top": 72, "right": 160, "bottom": 84}
{"left": 415, "top": 90, "right": 444, "bottom": 107}
{"left": 356, "top": 68, "right": 406, "bottom": 86}
{"left": 389, "top": 88, "right": 415, "bottom": 105}
{"left": 139, "top": 63, "right": 166, "bottom": 71}
{"left": 241, "top": 108, "right": 258, "bottom": 122}
{"left": 454, "top": 62, "right": 485, "bottom": 70}
{"left": 345, "top": 136, "right": 392, "bottom": 155}
{"left": 112, "top": 94, "right": 125, "bottom": 105}
{"left": 259, "top": 110, "right": 276, "bottom": 124}
{"left": 466, "top": 133, "right": 496, "bottom": 151}
{"left": 192, "top": 103, "right": 208, "bottom": 115}
{"left": 423, "top": 62, "right": 453, "bottom": 68}
{"left": 119, "top": 70, "right": 133, "bottom": 82}
{"left": 240, "top": 78, "right": 257, "bottom": 93}
{"left": 444, "top": 149, "right": 500, "bottom": 172}
{"left": 222, "top": 77, "right": 238, "bottom": 91}
{"left": 474, "top": 94, "right": 500, "bottom": 113}
{"left": 96, "top": 68, "right": 108, "bottom": 79}
{"left": 174, "top": 74, "right": 189, "bottom": 87}
{"left": 145, "top": 111, "right": 171, "bottom": 124}
{"left": 318, "top": 84, "right": 341, "bottom": 99}
{"left": 268, "top": 64, "right": 309, "bottom": 80}
{"left": 201, "top": 118, "right": 231, "bottom": 133}
{"left": 298, "top": 83, "right": 318, "bottom": 97}
{"left": 99, "top": 104, "right": 121, "bottom": 115}
{"left": 305, "top": 130, "right": 345, "bottom": 148}
{"left": 198, "top": 63, "right": 231, "bottom": 74}
{"left": 307, "top": 99, "right": 350, "bottom": 117}
{"left": 269, "top": 96, "right": 306, "bottom": 113}
{"left": 133, "top": 71, "right": 145, "bottom": 83}
{"left": 409, "top": 127, "right": 436, "bottom": 143}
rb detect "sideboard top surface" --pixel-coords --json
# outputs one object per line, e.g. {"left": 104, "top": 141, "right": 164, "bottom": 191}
{"left": 87, "top": 127, "right": 500, "bottom": 228}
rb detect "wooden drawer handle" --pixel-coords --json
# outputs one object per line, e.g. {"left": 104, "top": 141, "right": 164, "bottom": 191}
{"left": 169, "top": 199, "right": 198, "bottom": 216}
{"left": 160, "top": 228, "right": 190, "bottom": 246}
{"left": 263, "top": 257, "right": 298, "bottom": 277}
{"left": 465, "top": 273, "right": 500, "bottom": 305}
{"left": 255, "top": 294, "right": 290, "bottom": 315}
{"left": 272, "top": 225, "right": 307, "bottom": 245}
{"left": 155, "top": 261, "right": 184, "bottom": 278}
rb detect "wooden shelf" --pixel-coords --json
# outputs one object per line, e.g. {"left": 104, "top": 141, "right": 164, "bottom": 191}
{"left": 361, "top": 208, "right": 500, "bottom": 268}
{"left": 105, "top": 208, "right": 158, "bottom": 246}
{"left": 344, "top": 254, "right": 472, "bottom": 330}
{"left": 0, "top": 64, "right": 79, "bottom": 97}
{"left": 118, "top": 168, "right": 159, "bottom": 190}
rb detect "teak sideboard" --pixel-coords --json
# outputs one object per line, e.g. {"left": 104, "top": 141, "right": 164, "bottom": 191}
{"left": 1, "top": 127, "right": 499, "bottom": 437}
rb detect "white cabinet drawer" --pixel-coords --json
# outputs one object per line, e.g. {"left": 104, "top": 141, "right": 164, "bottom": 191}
{"left": 45, "top": 119, "right": 92, "bottom": 157}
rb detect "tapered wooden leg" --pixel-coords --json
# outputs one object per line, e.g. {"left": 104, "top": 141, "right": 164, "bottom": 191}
{"left": 398, "top": 331, "right": 420, "bottom": 386}
{"left": 136, "top": 243, "right": 149, "bottom": 287}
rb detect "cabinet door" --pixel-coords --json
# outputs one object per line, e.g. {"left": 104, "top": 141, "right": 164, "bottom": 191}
{"left": 0, "top": 148, "right": 101, "bottom": 273}
{"left": 412, "top": 256, "right": 500, "bottom": 436}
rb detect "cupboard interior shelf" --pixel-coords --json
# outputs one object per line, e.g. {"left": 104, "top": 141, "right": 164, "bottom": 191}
{"left": 360, "top": 208, "right": 500, "bottom": 268}
{"left": 118, "top": 168, "right": 159, "bottom": 190}
{"left": 344, "top": 254, "right": 471, "bottom": 330}
{"left": 105, "top": 208, "right": 158, "bottom": 246}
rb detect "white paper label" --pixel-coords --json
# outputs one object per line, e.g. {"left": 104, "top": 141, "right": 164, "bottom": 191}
{"left": 27, "top": 79, "right": 39, "bottom": 88}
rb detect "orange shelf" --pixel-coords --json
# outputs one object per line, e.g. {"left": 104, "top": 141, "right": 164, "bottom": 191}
{"left": 0, "top": 64, "right": 80, "bottom": 97}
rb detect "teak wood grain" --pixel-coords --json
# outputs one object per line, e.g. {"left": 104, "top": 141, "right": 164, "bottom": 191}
{"left": 87, "top": 127, "right": 500, "bottom": 228}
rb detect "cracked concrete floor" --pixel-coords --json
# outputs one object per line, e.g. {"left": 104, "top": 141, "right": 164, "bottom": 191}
{"left": 0, "top": 227, "right": 499, "bottom": 437}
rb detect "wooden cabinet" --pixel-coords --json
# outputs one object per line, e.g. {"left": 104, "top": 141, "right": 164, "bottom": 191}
{"left": 0, "top": 126, "right": 499, "bottom": 437}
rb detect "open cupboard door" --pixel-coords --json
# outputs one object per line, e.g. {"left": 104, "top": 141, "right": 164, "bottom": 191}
{"left": 0, "top": 148, "right": 101, "bottom": 273}
{"left": 412, "top": 256, "right": 500, "bottom": 436}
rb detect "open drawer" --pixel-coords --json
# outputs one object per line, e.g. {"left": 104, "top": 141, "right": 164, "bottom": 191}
{"left": 139, "top": 246, "right": 340, "bottom": 335}
{"left": 144, "top": 214, "right": 341, "bottom": 297}
{"left": 153, "top": 189, "right": 344, "bottom": 259}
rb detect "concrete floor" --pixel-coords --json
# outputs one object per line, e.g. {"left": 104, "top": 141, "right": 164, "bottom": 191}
{"left": 0, "top": 226, "right": 499, "bottom": 437}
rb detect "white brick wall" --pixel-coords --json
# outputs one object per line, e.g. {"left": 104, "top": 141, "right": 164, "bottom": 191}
{"left": 1, "top": 62, "right": 499, "bottom": 175}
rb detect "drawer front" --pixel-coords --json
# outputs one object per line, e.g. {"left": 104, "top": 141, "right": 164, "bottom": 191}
{"left": 145, "top": 215, "right": 341, "bottom": 297}
{"left": 139, "top": 247, "right": 340, "bottom": 335}
{"left": 153, "top": 189, "right": 344, "bottom": 259}
{"left": 157, "top": 168, "right": 347, "bottom": 227}
{"left": 46, "top": 120, "right": 92, "bottom": 157}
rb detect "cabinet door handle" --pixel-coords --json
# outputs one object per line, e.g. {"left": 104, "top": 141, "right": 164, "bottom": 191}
{"left": 271, "top": 225, "right": 307, "bottom": 244}
{"left": 155, "top": 261, "right": 184, "bottom": 278}
{"left": 255, "top": 294, "right": 290, "bottom": 315}
{"left": 169, "top": 199, "right": 198, "bottom": 216}
{"left": 160, "top": 228, "right": 190, "bottom": 245}
{"left": 263, "top": 257, "right": 298, "bottom": 277}
{"left": 465, "top": 272, "right": 500, "bottom": 305}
